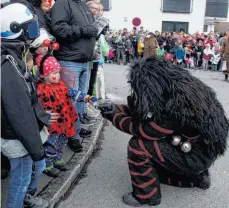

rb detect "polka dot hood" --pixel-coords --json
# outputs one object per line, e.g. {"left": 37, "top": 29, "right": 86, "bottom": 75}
{"left": 36, "top": 55, "right": 61, "bottom": 76}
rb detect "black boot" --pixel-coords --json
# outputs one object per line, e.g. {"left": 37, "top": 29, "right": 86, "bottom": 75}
{"left": 195, "top": 170, "right": 211, "bottom": 190}
{"left": 68, "top": 138, "right": 83, "bottom": 153}
{"left": 225, "top": 74, "right": 228, "bottom": 81}
{"left": 123, "top": 193, "right": 161, "bottom": 207}
{"left": 80, "top": 128, "right": 92, "bottom": 138}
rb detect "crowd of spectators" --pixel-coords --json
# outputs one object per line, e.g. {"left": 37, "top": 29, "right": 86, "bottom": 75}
{"left": 105, "top": 27, "right": 229, "bottom": 80}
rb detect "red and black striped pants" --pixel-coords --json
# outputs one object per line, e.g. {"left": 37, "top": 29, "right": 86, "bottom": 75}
{"left": 127, "top": 137, "right": 209, "bottom": 205}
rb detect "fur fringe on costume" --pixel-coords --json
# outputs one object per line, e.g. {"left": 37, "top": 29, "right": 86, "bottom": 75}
{"left": 128, "top": 56, "right": 229, "bottom": 158}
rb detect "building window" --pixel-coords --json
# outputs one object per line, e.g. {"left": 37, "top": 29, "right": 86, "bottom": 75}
{"left": 162, "top": 21, "right": 189, "bottom": 33}
{"left": 161, "top": 0, "right": 193, "bottom": 13}
{"left": 204, "top": 25, "right": 208, "bottom": 32}
{"left": 205, "top": 0, "right": 229, "bottom": 18}
{"left": 100, "top": 0, "right": 112, "bottom": 11}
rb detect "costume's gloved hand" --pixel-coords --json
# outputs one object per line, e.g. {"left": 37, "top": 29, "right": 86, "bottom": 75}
{"left": 82, "top": 25, "right": 98, "bottom": 37}
{"left": 98, "top": 102, "right": 119, "bottom": 121}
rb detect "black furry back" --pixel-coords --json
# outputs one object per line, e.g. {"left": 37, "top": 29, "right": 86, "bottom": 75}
{"left": 128, "top": 57, "right": 229, "bottom": 158}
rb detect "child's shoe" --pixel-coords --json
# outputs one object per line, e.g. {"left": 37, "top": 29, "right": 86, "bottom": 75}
{"left": 54, "top": 159, "right": 68, "bottom": 171}
{"left": 43, "top": 166, "right": 59, "bottom": 177}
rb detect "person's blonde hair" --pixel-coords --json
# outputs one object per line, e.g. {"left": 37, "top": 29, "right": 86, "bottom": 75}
{"left": 87, "top": 1, "right": 99, "bottom": 7}
{"left": 99, "top": 4, "right": 104, "bottom": 10}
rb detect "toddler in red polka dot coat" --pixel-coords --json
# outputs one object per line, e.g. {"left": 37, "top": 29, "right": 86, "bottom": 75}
{"left": 36, "top": 54, "right": 97, "bottom": 177}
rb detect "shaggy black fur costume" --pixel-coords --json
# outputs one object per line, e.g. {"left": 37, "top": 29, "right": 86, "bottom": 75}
{"left": 99, "top": 56, "right": 229, "bottom": 206}
{"left": 128, "top": 57, "right": 228, "bottom": 158}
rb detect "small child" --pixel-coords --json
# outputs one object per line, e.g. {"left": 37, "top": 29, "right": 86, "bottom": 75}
{"left": 175, "top": 45, "right": 185, "bottom": 66}
{"left": 36, "top": 54, "right": 97, "bottom": 177}
{"left": 30, "top": 28, "right": 56, "bottom": 79}
{"left": 203, "top": 44, "right": 213, "bottom": 70}
{"left": 30, "top": 29, "right": 55, "bottom": 56}
{"left": 211, "top": 43, "right": 221, "bottom": 71}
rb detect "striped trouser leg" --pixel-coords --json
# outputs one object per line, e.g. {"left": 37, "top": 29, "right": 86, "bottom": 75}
{"left": 127, "top": 137, "right": 161, "bottom": 205}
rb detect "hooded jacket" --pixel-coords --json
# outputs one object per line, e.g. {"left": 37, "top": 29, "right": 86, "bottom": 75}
{"left": 50, "top": 0, "right": 96, "bottom": 62}
{"left": 11, "top": 0, "right": 50, "bottom": 30}
{"left": 1, "top": 40, "right": 49, "bottom": 161}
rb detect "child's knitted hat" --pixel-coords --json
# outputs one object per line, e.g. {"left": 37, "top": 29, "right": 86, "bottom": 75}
{"left": 36, "top": 55, "right": 60, "bottom": 76}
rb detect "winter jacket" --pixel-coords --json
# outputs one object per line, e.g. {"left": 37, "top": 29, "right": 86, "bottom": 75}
{"left": 222, "top": 38, "right": 229, "bottom": 62}
{"left": 50, "top": 0, "right": 96, "bottom": 63}
{"left": 175, "top": 48, "right": 185, "bottom": 60}
{"left": 131, "top": 34, "right": 140, "bottom": 49}
{"left": 1, "top": 41, "right": 49, "bottom": 161}
{"left": 164, "top": 38, "right": 175, "bottom": 53}
{"left": 157, "top": 36, "right": 166, "bottom": 46}
{"left": 11, "top": 0, "right": 50, "bottom": 30}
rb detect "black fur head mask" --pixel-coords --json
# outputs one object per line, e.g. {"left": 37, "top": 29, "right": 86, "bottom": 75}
{"left": 128, "top": 57, "right": 229, "bottom": 157}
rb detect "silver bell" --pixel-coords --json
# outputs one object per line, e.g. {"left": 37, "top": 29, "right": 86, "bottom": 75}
{"left": 180, "top": 141, "right": 192, "bottom": 153}
{"left": 171, "top": 135, "right": 182, "bottom": 146}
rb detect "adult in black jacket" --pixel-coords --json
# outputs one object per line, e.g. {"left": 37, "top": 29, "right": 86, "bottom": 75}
{"left": 50, "top": 0, "right": 98, "bottom": 152}
{"left": 1, "top": 41, "right": 48, "bottom": 162}
{"left": 11, "top": 0, "right": 51, "bottom": 30}
{"left": 1, "top": 3, "right": 50, "bottom": 207}
{"left": 51, "top": 0, "right": 97, "bottom": 62}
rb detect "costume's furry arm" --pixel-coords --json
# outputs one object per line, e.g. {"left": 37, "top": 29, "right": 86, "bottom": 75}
{"left": 111, "top": 111, "right": 173, "bottom": 141}
{"left": 115, "top": 104, "right": 132, "bottom": 116}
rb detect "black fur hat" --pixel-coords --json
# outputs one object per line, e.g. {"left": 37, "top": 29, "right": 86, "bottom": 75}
{"left": 128, "top": 56, "right": 229, "bottom": 157}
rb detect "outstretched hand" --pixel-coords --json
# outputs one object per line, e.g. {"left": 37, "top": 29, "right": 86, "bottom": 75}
{"left": 98, "top": 101, "right": 118, "bottom": 120}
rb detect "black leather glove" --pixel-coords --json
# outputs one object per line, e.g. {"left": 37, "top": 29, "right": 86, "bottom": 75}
{"left": 101, "top": 24, "right": 110, "bottom": 35}
{"left": 82, "top": 25, "right": 98, "bottom": 38}
{"left": 98, "top": 102, "right": 118, "bottom": 121}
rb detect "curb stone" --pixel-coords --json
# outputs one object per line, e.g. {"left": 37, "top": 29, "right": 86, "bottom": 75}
{"left": 39, "top": 118, "right": 104, "bottom": 208}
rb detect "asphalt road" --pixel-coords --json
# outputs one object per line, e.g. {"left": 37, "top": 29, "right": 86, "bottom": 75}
{"left": 58, "top": 64, "right": 229, "bottom": 208}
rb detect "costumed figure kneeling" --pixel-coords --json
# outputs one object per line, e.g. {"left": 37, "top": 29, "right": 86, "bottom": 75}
{"left": 99, "top": 57, "right": 229, "bottom": 207}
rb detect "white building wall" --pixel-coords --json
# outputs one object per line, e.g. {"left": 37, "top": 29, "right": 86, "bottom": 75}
{"left": 104, "top": 0, "right": 206, "bottom": 33}
{"left": 227, "top": 9, "right": 229, "bottom": 21}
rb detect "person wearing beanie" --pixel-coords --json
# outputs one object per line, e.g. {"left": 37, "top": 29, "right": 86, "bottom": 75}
{"left": 36, "top": 54, "right": 98, "bottom": 177}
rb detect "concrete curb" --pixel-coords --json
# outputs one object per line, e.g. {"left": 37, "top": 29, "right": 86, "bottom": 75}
{"left": 39, "top": 118, "right": 104, "bottom": 208}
